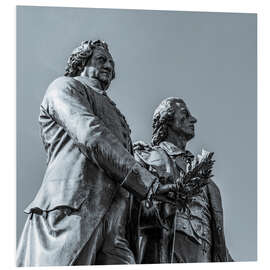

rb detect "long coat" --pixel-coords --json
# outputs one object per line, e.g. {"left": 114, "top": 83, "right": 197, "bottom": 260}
{"left": 131, "top": 141, "right": 233, "bottom": 263}
{"left": 16, "top": 76, "right": 156, "bottom": 266}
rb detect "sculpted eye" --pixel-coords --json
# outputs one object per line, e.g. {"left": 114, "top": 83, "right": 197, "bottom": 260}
{"left": 97, "top": 56, "right": 106, "bottom": 62}
{"left": 181, "top": 109, "right": 189, "bottom": 117}
{"left": 109, "top": 60, "right": 115, "bottom": 67}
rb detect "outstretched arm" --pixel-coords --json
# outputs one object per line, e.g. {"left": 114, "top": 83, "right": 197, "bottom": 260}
{"left": 45, "top": 77, "right": 157, "bottom": 200}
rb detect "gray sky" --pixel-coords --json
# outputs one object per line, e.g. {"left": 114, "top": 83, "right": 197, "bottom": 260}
{"left": 17, "top": 6, "right": 257, "bottom": 261}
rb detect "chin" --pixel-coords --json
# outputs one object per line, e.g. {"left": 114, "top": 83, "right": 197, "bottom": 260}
{"left": 99, "top": 76, "right": 111, "bottom": 84}
{"left": 186, "top": 132, "right": 195, "bottom": 141}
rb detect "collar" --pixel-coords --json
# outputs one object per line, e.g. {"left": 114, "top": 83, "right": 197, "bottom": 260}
{"left": 74, "top": 76, "right": 107, "bottom": 95}
{"left": 159, "top": 141, "right": 194, "bottom": 159}
{"left": 74, "top": 76, "right": 120, "bottom": 110}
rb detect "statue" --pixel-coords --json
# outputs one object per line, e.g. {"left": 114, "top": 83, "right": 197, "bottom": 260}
{"left": 16, "top": 40, "right": 175, "bottom": 266}
{"left": 131, "top": 97, "right": 233, "bottom": 263}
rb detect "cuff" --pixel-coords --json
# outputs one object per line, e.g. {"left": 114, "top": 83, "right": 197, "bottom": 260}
{"left": 120, "top": 163, "right": 157, "bottom": 200}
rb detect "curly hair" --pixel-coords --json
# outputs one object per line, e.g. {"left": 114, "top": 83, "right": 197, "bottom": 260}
{"left": 151, "top": 97, "right": 185, "bottom": 146}
{"left": 64, "top": 40, "right": 115, "bottom": 78}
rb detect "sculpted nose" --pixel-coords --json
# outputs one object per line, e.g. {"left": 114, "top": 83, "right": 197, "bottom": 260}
{"left": 104, "top": 60, "right": 113, "bottom": 71}
{"left": 190, "top": 115, "right": 197, "bottom": 123}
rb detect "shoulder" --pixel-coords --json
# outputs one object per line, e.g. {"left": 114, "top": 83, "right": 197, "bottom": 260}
{"left": 206, "top": 179, "right": 224, "bottom": 212}
{"left": 44, "top": 76, "right": 86, "bottom": 101}
{"left": 48, "top": 76, "right": 81, "bottom": 90}
{"left": 207, "top": 179, "right": 221, "bottom": 196}
{"left": 133, "top": 141, "right": 166, "bottom": 167}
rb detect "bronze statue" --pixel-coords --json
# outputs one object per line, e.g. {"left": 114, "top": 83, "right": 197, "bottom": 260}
{"left": 16, "top": 40, "right": 175, "bottom": 266}
{"left": 132, "top": 97, "right": 233, "bottom": 263}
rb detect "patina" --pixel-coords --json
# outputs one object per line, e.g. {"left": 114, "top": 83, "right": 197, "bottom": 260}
{"left": 132, "top": 97, "right": 233, "bottom": 263}
{"left": 16, "top": 40, "right": 175, "bottom": 266}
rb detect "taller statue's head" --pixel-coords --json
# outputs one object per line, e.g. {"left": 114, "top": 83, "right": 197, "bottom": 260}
{"left": 65, "top": 40, "right": 115, "bottom": 90}
{"left": 152, "top": 97, "right": 197, "bottom": 146}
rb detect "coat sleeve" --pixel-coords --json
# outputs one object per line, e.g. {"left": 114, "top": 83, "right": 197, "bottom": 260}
{"left": 207, "top": 180, "right": 233, "bottom": 262}
{"left": 45, "top": 77, "right": 156, "bottom": 200}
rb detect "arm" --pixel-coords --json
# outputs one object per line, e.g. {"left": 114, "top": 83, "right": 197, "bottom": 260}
{"left": 207, "top": 180, "right": 234, "bottom": 262}
{"left": 133, "top": 145, "right": 173, "bottom": 229}
{"left": 45, "top": 77, "right": 156, "bottom": 200}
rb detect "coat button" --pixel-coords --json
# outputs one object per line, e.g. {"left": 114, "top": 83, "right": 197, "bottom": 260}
{"left": 218, "top": 226, "right": 222, "bottom": 231}
{"left": 182, "top": 225, "right": 186, "bottom": 229}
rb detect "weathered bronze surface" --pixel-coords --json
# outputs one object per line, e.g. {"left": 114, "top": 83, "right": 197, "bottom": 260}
{"left": 16, "top": 41, "right": 233, "bottom": 266}
{"left": 131, "top": 97, "right": 233, "bottom": 263}
{"left": 16, "top": 40, "right": 174, "bottom": 266}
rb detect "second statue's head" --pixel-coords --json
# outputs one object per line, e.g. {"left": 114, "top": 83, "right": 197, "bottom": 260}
{"left": 64, "top": 40, "right": 115, "bottom": 90}
{"left": 152, "top": 97, "right": 197, "bottom": 146}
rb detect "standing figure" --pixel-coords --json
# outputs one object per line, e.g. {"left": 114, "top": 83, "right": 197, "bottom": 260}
{"left": 132, "top": 97, "right": 233, "bottom": 263}
{"left": 16, "top": 40, "right": 174, "bottom": 266}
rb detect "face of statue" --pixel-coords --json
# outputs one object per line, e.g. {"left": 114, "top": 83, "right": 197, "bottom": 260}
{"left": 169, "top": 101, "right": 197, "bottom": 141}
{"left": 81, "top": 47, "right": 115, "bottom": 90}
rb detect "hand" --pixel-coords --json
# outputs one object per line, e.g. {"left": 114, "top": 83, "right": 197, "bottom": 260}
{"left": 155, "top": 183, "right": 177, "bottom": 195}
{"left": 145, "top": 182, "right": 177, "bottom": 209}
{"left": 153, "top": 183, "right": 189, "bottom": 211}
{"left": 152, "top": 183, "right": 180, "bottom": 207}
